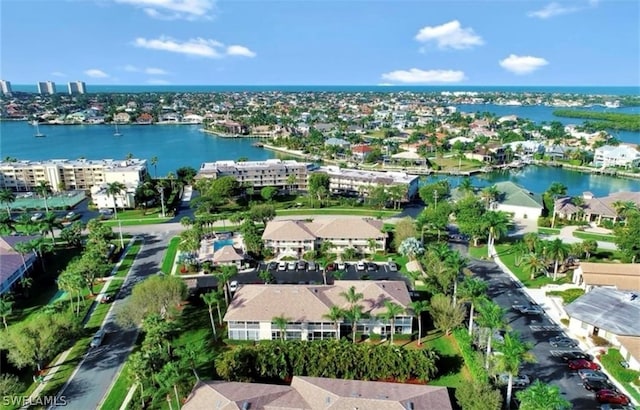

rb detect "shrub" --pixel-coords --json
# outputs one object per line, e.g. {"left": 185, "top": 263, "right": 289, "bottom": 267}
{"left": 590, "top": 335, "right": 610, "bottom": 347}
{"left": 600, "top": 349, "right": 640, "bottom": 383}
{"left": 560, "top": 318, "right": 570, "bottom": 326}
{"left": 453, "top": 328, "right": 489, "bottom": 383}
{"left": 537, "top": 217, "right": 552, "bottom": 227}
{"left": 546, "top": 288, "right": 585, "bottom": 304}
{"left": 393, "top": 333, "right": 413, "bottom": 342}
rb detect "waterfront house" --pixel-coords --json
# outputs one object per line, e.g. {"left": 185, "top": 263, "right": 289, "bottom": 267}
{"left": 324, "top": 137, "right": 350, "bottom": 149}
{"left": 554, "top": 191, "right": 640, "bottom": 225}
{"left": 182, "top": 114, "right": 203, "bottom": 124}
{"left": 136, "top": 112, "right": 154, "bottom": 124}
{"left": 351, "top": 144, "right": 374, "bottom": 161}
{"left": 594, "top": 144, "right": 640, "bottom": 168}
{"left": 262, "top": 217, "right": 386, "bottom": 257}
{"left": 113, "top": 112, "right": 131, "bottom": 124}
{"left": 0, "top": 236, "right": 38, "bottom": 295}
{"left": 315, "top": 165, "right": 419, "bottom": 199}
{"left": 572, "top": 262, "right": 640, "bottom": 292}
{"left": 182, "top": 376, "right": 453, "bottom": 410}
{"left": 224, "top": 280, "right": 412, "bottom": 341}
{"left": 465, "top": 145, "right": 506, "bottom": 164}
{"left": 489, "top": 181, "right": 544, "bottom": 221}
{"left": 565, "top": 287, "right": 640, "bottom": 371}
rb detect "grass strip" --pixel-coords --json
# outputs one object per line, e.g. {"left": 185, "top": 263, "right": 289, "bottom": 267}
{"left": 99, "top": 362, "right": 133, "bottom": 410}
{"left": 573, "top": 231, "right": 616, "bottom": 242}
{"left": 538, "top": 227, "right": 561, "bottom": 235}
{"left": 161, "top": 237, "right": 181, "bottom": 274}
{"left": 115, "top": 241, "right": 142, "bottom": 278}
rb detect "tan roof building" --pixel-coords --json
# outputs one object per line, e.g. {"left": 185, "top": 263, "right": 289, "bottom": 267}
{"left": 555, "top": 191, "right": 640, "bottom": 224}
{"left": 572, "top": 262, "right": 640, "bottom": 292}
{"left": 212, "top": 245, "right": 245, "bottom": 266}
{"left": 182, "top": 376, "right": 453, "bottom": 410}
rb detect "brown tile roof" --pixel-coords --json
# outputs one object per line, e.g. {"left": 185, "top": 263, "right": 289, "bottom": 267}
{"left": 262, "top": 218, "right": 386, "bottom": 242}
{"left": 616, "top": 335, "right": 640, "bottom": 365}
{"left": 578, "top": 263, "right": 640, "bottom": 291}
{"left": 182, "top": 377, "right": 453, "bottom": 410}
{"left": 213, "top": 245, "right": 244, "bottom": 263}
{"left": 555, "top": 191, "right": 640, "bottom": 218}
{"left": 224, "top": 281, "right": 411, "bottom": 323}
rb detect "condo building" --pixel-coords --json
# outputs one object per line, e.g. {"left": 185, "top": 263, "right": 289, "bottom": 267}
{"left": 316, "top": 165, "right": 420, "bottom": 199}
{"left": 196, "top": 159, "right": 312, "bottom": 191}
{"left": 0, "top": 158, "right": 148, "bottom": 192}
{"left": 67, "top": 81, "right": 86, "bottom": 95}
{"left": 0, "top": 80, "right": 12, "bottom": 96}
{"left": 37, "top": 81, "right": 56, "bottom": 95}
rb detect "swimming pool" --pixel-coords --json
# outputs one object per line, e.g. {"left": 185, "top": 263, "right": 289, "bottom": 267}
{"left": 213, "top": 238, "right": 234, "bottom": 252}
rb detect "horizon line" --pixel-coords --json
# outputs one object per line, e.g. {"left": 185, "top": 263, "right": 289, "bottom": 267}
{"left": 6, "top": 83, "right": 640, "bottom": 87}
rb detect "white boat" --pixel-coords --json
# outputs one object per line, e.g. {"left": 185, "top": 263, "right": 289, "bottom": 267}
{"left": 113, "top": 122, "right": 122, "bottom": 136}
{"left": 32, "top": 120, "right": 45, "bottom": 137}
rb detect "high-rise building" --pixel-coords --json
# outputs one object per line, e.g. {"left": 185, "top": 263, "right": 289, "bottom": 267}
{"left": 37, "top": 81, "right": 56, "bottom": 95}
{"left": 67, "top": 81, "right": 86, "bottom": 95}
{"left": 0, "top": 80, "right": 12, "bottom": 96}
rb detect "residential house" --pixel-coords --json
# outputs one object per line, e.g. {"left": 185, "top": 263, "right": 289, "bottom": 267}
{"left": 262, "top": 217, "right": 386, "bottom": 257}
{"left": 488, "top": 181, "right": 544, "bottom": 221}
{"left": 91, "top": 183, "right": 138, "bottom": 209}
{"left": 554, "top": 191, "right": 640, "bottom": 225}
{"left": 465, "top": 145, "right": 506, "bottom": 164}
{"left": 572, "top": 263, "right": 640, "bottom": 292}
{"left": 544, "top": 144, "right": 572, "bottom": 160}
{"left": 113, "top": 112, "right": 131, "bottom": 124}
{"left": 565, "top": 287, "right": 640, "bottom": 371}
{"left": 136, "top": 112, "right": 154, "bottom": 124}
{"left": 351, "top": 144, "right": 374, "bottom": 161}
{"left": 594, "top": 144, "right": 640, "bottom": 168}
{"left": 324, "top": 137, "right": 351, "bottom": 149}
{"left": 224, "top": 280, "right": 413, "bottom": 341}
{"left": 1, "top": 236, "right": 38, "bottom": 295}
{"left": 182, "top": 376, "right": 453, "bottom": 410}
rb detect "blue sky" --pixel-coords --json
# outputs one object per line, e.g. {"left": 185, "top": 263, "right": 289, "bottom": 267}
{"left": 1, "top": 0, "right": 638, "bottom": 86}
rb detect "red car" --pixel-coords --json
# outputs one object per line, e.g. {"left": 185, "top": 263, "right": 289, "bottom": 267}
{"left": 596, "top": 389, "right": 630, "bottom": 405}
{"left": 568, "top": 359, "right": 601, "bottom": 371}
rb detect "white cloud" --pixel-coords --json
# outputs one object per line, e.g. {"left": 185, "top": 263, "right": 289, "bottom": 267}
{"left": 145, "top": 67, "right": 169, "bottom": 75}
{"left": 528, "top": 1, "right": 598, "bottom": 19}
{"left": 147, "top": 79, "right": 171, "bottom": 85}
{"left": 123, "top": 64, "right": 140, "bottom": 72}
{"left": 226, "top": 45, "right": 256, "bottom": 58}
{"left": 381, "top": 68, "right": 466, "bottom": 84}
{"left": 415, "top": 20, "right": 484, "bottom": 50}
{"left": 84, "top": 69, "right": 110, "bottom": 78}
{"left": 499, "top": 54, "right": 549, "bottom": 74}
{"left": 133, "top": 36, "right": 223, "bottom": 58}
{"left": 114, "top": 0, "right": 215, "bottom": 20}
{"left": 51, "top": 71, "right": 66, "bottom": 77}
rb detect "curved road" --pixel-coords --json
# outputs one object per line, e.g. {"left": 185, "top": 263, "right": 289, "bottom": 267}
{"left": 51, "top": 230, "right": 175, "bottom": 410}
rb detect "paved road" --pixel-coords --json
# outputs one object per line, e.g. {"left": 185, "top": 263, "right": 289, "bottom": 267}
{"left": 51, "top": 231, "right": 173, "bottom": 410}
{"left": 458, "top": 248, "right": 600, "bottom": 409}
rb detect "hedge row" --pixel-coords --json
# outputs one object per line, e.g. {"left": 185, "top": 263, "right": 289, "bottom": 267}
{"left": 453, "top": 328, "right": 489, "bottom": 383}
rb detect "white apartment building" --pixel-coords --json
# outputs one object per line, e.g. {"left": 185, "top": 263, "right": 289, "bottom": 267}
{"left": 67, "top": 81, "right": 86, "bottom": 95}
{"left": 0, "top": 80, "right": 12, "bottom": 96}
{"left": 196, "top": 159, "right": 312, "bottom": 191}
{"left": 593, "top": 144, "right": 640, "bottom": 168}
{"left": 37, "top": 81, "right": 56, "bottom": 95}
{"left": 0, "top": 158, "right": 148, "bottom": 192}
{"left": 91, "top": 183, "right": 138, "bottom": 209}
{"left": 316, "top": 166, "right": 420, "bottom": 199}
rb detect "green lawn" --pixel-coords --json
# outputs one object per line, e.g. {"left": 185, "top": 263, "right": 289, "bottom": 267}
{"left": 421, "top": 331, "right": 469, "bottom": 388}
{"left": 572, "top": 231, "right": 617, "bottom": 242}
{"left": 115, "top": 241, "right": 142, "bottom": 278}
{"left": 161, "top": 237, "right": 180, "bottom": 274}
{"left": 102, "top": 217, "right": 172, "bottom": 227}
{"left": 538, "top": 227, "right": 561, "bottom": 235}
{"left": 108, "top": 208, "right": 163, "bottom": 220}
{"left": 100, "top": 362, "right": 134, "bottom": 410}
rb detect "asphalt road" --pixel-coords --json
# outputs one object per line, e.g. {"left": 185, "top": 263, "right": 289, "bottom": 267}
{"left": 51, "top": 231, "right": 173, "bottom": 410}
{"left": 457, "top": 247, "right": 601, "bottom": 409}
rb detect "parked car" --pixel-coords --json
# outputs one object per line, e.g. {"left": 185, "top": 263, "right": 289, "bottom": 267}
{"left": 64, "top": 211, "right": 79, "bottom": 220}
{"left": 90, "top": 329, "right": 106, "bottom": 348}
{"left": 583, "top": 378, "right": 616, "bottom": 392}
{"left": 562, "top": 351, "right": 593, "bottom": 362}
{"left": 600, "top": 404, "right": 636, "bottom": 410}
{"left": 356, "top": 261, "right": 366, "bottom": 271}
{"left": 514, "top": 305, "right": 544, "bottom": 315}
{"left": 367, "top": 262, "right": 378, "bottom": 272}
{"left": 278, "top": 261, "right": 287, "bottom": 271}
{"left": 568, "top": 359, "right": 601, "bottom": 371}
{"left": 325, "top": 263, "right": 337, "bottom": 272}
{"left": 496, "top": 373, "right": 531, "bottom": 387}
{"left": 549, "top": 336, "right": 579, "bottom": 348}
{"left": 578, "top": 369, "right": 608, "bottom": 380}
{"left": 267, "top": 261, "right": 278, "bottom": 271}
{"left": 296, "top": 260, "right": 307, "bottom": 271}
{"left": 337, "top": 262, "right": 347, "bottom": 271}
{"left": 596, "top": 390, "right": 631, "bottom": 405}
{"left": 388, "top": 262, "right": 398, "bottom": 272}
{"left": 287, "top": 261, "right": 296, "bottom": 271}
{"left": 308, "top": 261, "right": 317, "bottom": 271}
{"left": 228, "top": 280, "right": 239, "bottom": 293}
{"left": 30, "top": 212, "right": 43, "bottom": 222}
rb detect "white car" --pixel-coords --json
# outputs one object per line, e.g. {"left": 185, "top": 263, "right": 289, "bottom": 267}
{"left": 31, "top": 212, "right": 44, "bottom": 221}
{"left": 496, "top": 373, "right": 530, "bottom": 387}
{"left": 337, "top": 262, "right": 347, "bottom": 271}
{"left": 278, "top": 261, "right": 287, "bottom": 271}
{"left": 287, "top": 261, "right": 296, "bottom": 271}
{"left": 228, "top": 280, "right": 239, "bottom": 293}
{"left": 356, "top": 261, "right": 366, "bottom": 271}
{"left": 90, "top": 330, "right": 106, "bottom": 348}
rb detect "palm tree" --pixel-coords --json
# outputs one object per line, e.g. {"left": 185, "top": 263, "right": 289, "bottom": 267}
{"left": 272, "top": 314, "right": 290, "bottom": 341}
{"left": 200, "top": 291, "right": 222, "bottom": 339}
{"left": 476, "top": 300, "right": 507, "bottom": 369}
{"left": 150, "top": 156, "right": 159, "bottom": 178}
{"left": 522, "top": 232, "right": 540, "bottom": 255}
{"left": 0, "top": 214, "right": 15, "bottom": 235}
{"left": 522, "top": 254, "right": 547, "bottom": 280}
{"left": 216, "top": 265, "right": 237, "bottom": 305}
{"left": 14, "top": 241, "right": 33, "bottom": 274}
{"left": 458, "top": 178, "right": 474, "bottom": 194}
{"left": 286, "top": 173, "right": 297, "bottom": 194}
{"left": 545, "top": 238, "right": 569, "bottom": 281}
{"left": 484, "top": 211, "right": 510, "bottom": 258}
{"left": 0, "top": 295, "right": 13, "bottom": 329}
{"left": 39, "top": 212, "right": 63, "bottom": 245}
{"left": 613, "top": 200, "right": 638, "bottom": 224}
{"left": 0, "top": 188, "right": 16, "bottom": 217}
{"left": 340, "top": 285, "right": 364, "bottom": 308}
{"left": 493, "top": 332, "right": 535, "bottom": 409}
{"left": 379, "top": 301, "right": 405, "bottom": 344}
{"left": 323, "top": 305, "right": 345, "bottom": 340}
{"left": 408, "top": 300, "right": 429, "bottom": 345}
{"left": 105, "top": 181, "right": 126, "bottom": 217}
{"left": 458, "top": 277, "right": 488, "bottom": 335}
{"left": 516, "top": 380, "right": 571, "bottom": 410}
{"left": 34, "top": 181, "right": 51, "bottom": 213}
{"left": 481, "top": 185, "right": 499, "bottom": 207}
{"left": 546, "top": 182, "right": 567, "bottom": 228}
{"left": 344, "top": 305, "right": 367, "bottom": 343}
{"left": 512, "top": 240, "right": 529, "bottom": 267}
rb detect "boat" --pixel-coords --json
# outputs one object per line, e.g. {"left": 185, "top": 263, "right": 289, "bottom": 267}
{"left": 113, "top": 122, "right": 122, "bottom": 137}
{"left": 32, "top": 120, "right": 45, "bottom": 137}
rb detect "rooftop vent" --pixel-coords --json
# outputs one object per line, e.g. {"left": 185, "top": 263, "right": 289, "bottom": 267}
{"left": 242, "top": 402, "right": 251, "bottom": 410}
{"left": 629, "top": 293, "right": 639, "bottom": 302}
{"left": 405, "top": 402, "right": 414, "bottom": 410}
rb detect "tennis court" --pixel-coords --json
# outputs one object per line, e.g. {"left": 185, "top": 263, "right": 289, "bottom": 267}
{"left": 9, "top": 190, "right": 87, "bottom": 211}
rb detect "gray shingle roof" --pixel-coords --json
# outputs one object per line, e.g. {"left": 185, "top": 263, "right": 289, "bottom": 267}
{"left": 565, "top": 287, "right": 640, "bottom": 336}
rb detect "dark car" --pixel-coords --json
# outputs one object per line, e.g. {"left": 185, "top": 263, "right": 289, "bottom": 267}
{"left": 568, "top": 359, "right": 601, "bottom": 371}
{"left": 583, "top": 378, "right": 616, "bottom": 392}
{"left": 519, "top": 306, "right": 544, "bottom": 315}
{"left": 326, "top": 263, "right": 337, "bottom": 272}
{"left": 549, "top": 336, "right": 579, "bottom": 348}
{"left": 578, "top": 369, "right": 608, "bottom": 380}
{"left": 367, "top": 262, "right": 378, "bottom": 272}
{"left": 296, "top": 260, "right": 307, "bottom": 271}
{"left": 596, "top": 390, "right": 631, "bottom": 406}
{"left": 267, "top": 261, "right": 278, "bottom": 271}
{"left": 561, "top": 351, "right": 593, "bottom": 362}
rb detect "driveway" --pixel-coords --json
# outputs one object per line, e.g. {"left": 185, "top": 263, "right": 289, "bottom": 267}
{"left": 51, "top": 231, "right": 173, "bottom": 410}
{"left": 453, "top": 242, "right": 602, "bottom": 409}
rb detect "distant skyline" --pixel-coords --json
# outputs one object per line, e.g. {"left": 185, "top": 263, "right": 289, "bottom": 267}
{"left": 1, "top": 0, "right": 639, "bottom": 86}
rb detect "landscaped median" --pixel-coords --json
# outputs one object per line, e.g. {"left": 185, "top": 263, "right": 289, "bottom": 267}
{"left": 572, "top": 230, "right": 617, "bottom": 242}
{"left": 161, "top": 236, "right": 180, "bottom": 274}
